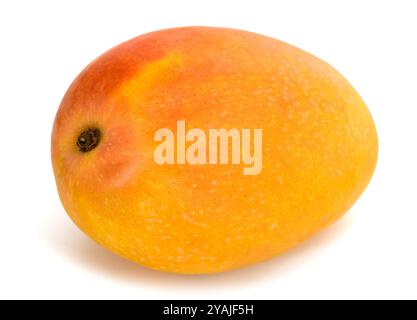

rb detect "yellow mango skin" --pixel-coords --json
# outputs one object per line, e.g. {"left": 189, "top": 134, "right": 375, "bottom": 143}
{"left": 51, "top": 27, "right": 378, "bottom": 274}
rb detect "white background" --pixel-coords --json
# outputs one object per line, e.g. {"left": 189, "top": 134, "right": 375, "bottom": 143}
{"left": 0, "top": 0, "right": 416, "bottom": 300}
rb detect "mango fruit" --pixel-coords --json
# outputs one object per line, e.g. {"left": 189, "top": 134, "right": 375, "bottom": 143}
{"left": 52, "top": 27, "right": 378, "bottom": 274}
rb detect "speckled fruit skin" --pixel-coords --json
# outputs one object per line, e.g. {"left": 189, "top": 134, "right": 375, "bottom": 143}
{"left": 52, "top": 27, "right": 378, "bottom": 274}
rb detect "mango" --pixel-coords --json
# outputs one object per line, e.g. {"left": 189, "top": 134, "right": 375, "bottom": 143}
{"left": 51, "top": 27, "right": 378, "bottom": 274}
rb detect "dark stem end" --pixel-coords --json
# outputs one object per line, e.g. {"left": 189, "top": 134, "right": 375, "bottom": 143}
{"left": 77, "top": 128, "right": 101, "bottom": 153}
